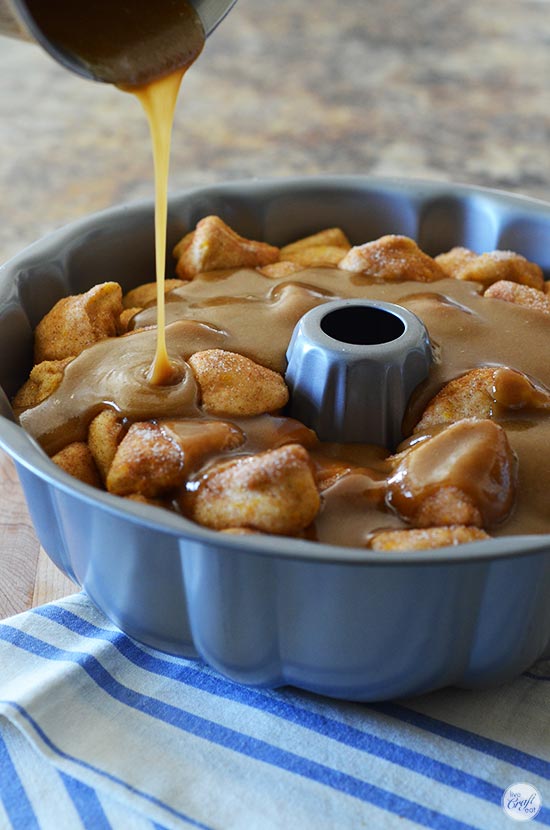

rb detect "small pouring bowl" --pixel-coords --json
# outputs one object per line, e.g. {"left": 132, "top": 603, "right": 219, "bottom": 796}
{"left": 0, "top": 0, "right": 237, "bottom": 84}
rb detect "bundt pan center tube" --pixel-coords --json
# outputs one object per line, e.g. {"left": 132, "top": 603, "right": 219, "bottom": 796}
{"left": 1, "top": 176, "right": 550, "bottom": 701}
{"left": 286, "top": 299, "right": 432, "bottom": 446}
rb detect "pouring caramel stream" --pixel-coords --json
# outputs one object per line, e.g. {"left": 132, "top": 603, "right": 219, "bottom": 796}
{"left": 129, "top": 69, "right": 186, "bottom": 385}
{"left": 118, "top": 0, "right": 204, "bottom": 384}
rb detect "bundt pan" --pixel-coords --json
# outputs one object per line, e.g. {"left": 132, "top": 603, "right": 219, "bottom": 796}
{"left": 1, "top": 176, "right": 550, "bottom": 701}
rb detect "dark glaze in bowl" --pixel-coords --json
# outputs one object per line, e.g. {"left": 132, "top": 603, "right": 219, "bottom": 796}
{"left": 1, "top": 176, "right": 550, "bottom": 700}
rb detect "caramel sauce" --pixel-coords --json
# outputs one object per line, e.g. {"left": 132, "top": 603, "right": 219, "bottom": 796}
{"left": 21, "top": 0, "right": 205, "bottom": 86}
{"left": 118, "top": 5, "right": 204, "bottom": 384}
{"left": 20, "top": 270, "right": 550, "bottom": 544}
{"left": 128, "top": 69, "right": 189, "bottom": 385}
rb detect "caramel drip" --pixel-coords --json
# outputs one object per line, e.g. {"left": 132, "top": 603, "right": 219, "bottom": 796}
{"left": 19, "top": 320, "right": 227, "bottom": 453}
{"left": 131, "top": 69, "right": 186, "bottom": 385}
{"left": 117, "top": 1, "right": 204, "bottom": 385}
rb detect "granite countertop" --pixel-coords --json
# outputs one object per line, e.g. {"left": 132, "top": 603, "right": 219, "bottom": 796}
{"left": 1, "top": 0, "right": 550, "bottom": 263}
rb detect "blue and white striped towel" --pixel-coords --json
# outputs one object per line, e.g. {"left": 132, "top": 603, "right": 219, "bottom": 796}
{"left": 0, "top": 593, "right": 549, "bottom": 830}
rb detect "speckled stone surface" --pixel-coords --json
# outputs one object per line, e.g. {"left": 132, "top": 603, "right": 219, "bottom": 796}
{"left": 1, "top": 0, "right": 550, "bottom": 261}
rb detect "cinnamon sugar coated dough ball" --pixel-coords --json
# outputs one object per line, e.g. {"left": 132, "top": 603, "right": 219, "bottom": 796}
{"left": 125, "top": 493, "right": 172, "bottom": 509}
{"left": 183, "top": 443, "right": 320, "bottom": 535}
{"left": 13, "top": 357, "right": 73, "bottom": 413}
{"left": 220, "top": 527, "right": 263, "bottom": 536}
{"left": 88, "top": 409, "right": 125, "bottom": 482}
{"left": 34, "top": 282, "right": 123, "bottom": 363}
{"left": 387, "top": 419, "right": 517, "bottom": 528}
{"left": 107, "top": 421, "right": 186, "bottom": 497}
{"left": 257, "top": 224, "right": 350, "bottom": 275}
{"left": 107, "top": 419, "right": 243, "bottom": 498}
{"left": 312, "top": 456, "right": 357, "bottom": 491}
{"left": 188, "top": 349, "right": 289, "bottom": 416}
{"left": 368, "top": 526, "right": 490, "bottom": 551}
{"left": 282, "top": 245, "right": 350, "bottom": 268}
{"left": 257, "top": 261, "right": 303, "bottom": 279}
{"left": 338, "top": 235, "right": 446, "bottom": 282}
{"left": 413, "top": 367, "right": 550, "bottom": 433}
{"left": 122, "top": 279, "right": 185, "bottom": 309}
{"left": 158, "top": 418, "right": 245, "bottom": 469}
{"left": 311, "top": 455, "right": 387, "bottom": 506}
{"left": 484, "top": 280, "right": 550, "bottom": 315}
{"left": 173, "top": 215, "right": 279, "bottom": 279}
{"left": 280, "top": 227, "right": 351, "bottom": 255}
{"left": 436, "top": 247, "right": 544, "bottom": 290}
{"left": 52, "top": 442, "right": 102, "bottom": 488}
{"left": 414, "top": 368, "right": 499, "bottom": 432}
{"left": 117, "top": 307, "right": 142, "bottom": 334}
{"left": 407, "top": 486, "right": 483, "bottom": 528}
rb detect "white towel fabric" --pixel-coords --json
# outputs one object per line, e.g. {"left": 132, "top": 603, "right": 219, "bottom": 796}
{"left": 0, "top": 592, "right": 549, "bottom": 830}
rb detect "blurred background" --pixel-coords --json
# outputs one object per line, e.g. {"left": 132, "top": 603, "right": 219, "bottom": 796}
{"left": 1, "top": 0, "right": 550, "bottom": 260}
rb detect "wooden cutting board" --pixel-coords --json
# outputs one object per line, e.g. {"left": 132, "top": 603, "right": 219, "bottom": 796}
{"left": 0, "top": 451, "right": 74, "bottom": 620}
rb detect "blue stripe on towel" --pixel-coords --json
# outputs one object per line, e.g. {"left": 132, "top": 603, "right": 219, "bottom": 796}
{"left": 30, "top": 604, "right": 550, "bottom": 807}
{"left": 1, "top": 701, "right": 212, "bottom": 830}
{"left": 370, "top": 702, "right": 550, "bottom": 781}
{"left": 0, "top": 626, "right": 480, "bottom": 830}
{"left": 0, "top": 728, "right": 40, "bottom": 830}
{"left": 61, "top": 771, "right": 113, "bottom": 830}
